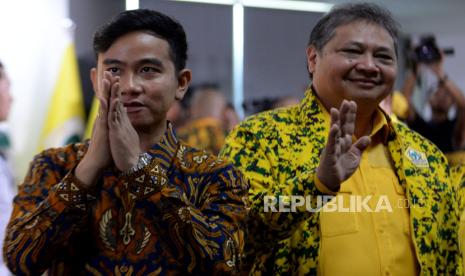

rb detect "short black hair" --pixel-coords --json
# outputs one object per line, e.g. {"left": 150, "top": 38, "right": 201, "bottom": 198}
{"left": 93, "top": 9, "right": 188, "bottom": 73}
{"left": 309, "top": 3, "right": 400, "bottom": 55}
{"left": 0, "top": 61, "right": 3, "bottom": 69}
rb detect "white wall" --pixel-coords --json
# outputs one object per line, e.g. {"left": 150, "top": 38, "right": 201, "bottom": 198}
{"left": 435, "top": 34, "right": 465, "bottom": 95}
{"left": 0, "top": 0, "right": 69, "bottom": 182}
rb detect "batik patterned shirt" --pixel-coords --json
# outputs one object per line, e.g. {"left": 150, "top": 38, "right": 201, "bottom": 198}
{"left": 221, "top": 88, "right": 462, "bottom": 275}
{"left": 4, "top": 125, "right": 249, "bottom": 275}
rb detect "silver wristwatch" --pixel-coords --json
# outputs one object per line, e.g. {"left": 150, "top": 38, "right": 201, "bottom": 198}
{"left": 124, "top": 152, "right": 152, "bottom": 175}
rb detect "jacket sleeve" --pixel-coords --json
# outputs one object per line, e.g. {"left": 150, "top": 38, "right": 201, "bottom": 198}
{"left": 220, "top": 123, "right": 328, "bottom": 241}
{"left": 450, "top": 164, "right": 465, "bottom": 275}
{"left": 3, "top": 150, "right": 95, "bottom": 275}
{"left": 125, "top": 158, "right": 249, "bottom": 274}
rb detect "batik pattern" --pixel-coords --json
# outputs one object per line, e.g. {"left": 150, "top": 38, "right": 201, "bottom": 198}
{"left": 4, "top": 125, "right": 249, "bottom": 275}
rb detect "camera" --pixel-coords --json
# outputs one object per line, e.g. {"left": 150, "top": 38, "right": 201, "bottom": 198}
{"left": 414, "top": 36, "right": 441, "bottom": 63}
{"left": 414, "top": 35, "right": 454, "bottom": 64}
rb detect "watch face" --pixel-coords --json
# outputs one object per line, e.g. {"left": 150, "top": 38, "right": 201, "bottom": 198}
{"left": 141, "top": 153, "right": 151, "bottom": 164}
{"left": 138, "top": 153, "right": 152, "bottom": 169}
{"left": 122, "top": 153, "right": 152, "bottom": 176}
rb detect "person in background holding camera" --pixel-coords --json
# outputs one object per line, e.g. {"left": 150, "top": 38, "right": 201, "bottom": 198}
{"left": 403, "top": 39, "right": 465, "bottom": 153}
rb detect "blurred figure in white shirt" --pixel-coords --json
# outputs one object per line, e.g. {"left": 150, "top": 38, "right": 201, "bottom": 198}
{"left": 0, "top": 60, "right": 15, "bottom": 276}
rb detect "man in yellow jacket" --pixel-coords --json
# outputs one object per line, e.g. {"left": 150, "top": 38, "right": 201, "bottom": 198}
{"left": 221, "top": 2, "right": 461, "bottom": 275}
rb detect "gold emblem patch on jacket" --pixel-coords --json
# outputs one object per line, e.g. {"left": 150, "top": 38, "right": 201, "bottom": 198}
{"left": 405, "top": 147, "right": 429, "bottom": 168}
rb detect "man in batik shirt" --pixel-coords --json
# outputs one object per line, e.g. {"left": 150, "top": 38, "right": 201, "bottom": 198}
{"left": 221, "top": 3, "right": 461, "bottom": 275}
{"left": 4, "top": 9, "right": 248, "bottom": 275}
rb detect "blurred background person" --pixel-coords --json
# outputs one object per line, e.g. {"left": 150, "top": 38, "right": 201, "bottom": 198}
{"left": 242, "top": 94, "right": 302, "bottom": 116}
{"left": 401, "top": 41, "right": 465, "bottom": 154}
{"left": 166, "top": 86, "right": 194, "bottom": 129}
{"left": 379, "top": 91, "right": 409, "bottom": 122}
{"left": 177, "top": 83, "right": 227, "bottom": 155}
{"left": 222, "top": 102, "right": 240, "bottom": 133}
{"left": 166, "top": 101, "right": 185, "bottom": 127}
{"left": 272, "top": 95, "right": 300, "bottom": 109}
{"left": 0, "top": 60, "right": 15, "bottom": 276}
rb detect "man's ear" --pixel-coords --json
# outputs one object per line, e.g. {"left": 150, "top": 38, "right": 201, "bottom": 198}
{"left": 90, "top": 68, "right": 98, "bottom": 95}
{"left": 175, "top": 69, "right": 192, "bottom": 100}
{"left": 306, "top": 46, "right": 318, "bottom": 75}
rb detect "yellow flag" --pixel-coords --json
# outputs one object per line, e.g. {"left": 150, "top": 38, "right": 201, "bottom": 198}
{"left": 84, "top": 97, "right": 99, "bottom": 139}
{"left": 37, "top": 44, "right": 85, "bottom": 151}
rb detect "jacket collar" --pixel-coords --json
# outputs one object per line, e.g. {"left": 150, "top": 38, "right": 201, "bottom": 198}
{"left": 299, "top": 86, "right": 392, "bottom": 144}
{"left": 299, "top": 86, "right": 329, "bottom": 127}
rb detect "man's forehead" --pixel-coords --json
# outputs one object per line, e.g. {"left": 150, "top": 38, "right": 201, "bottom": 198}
{"left": 98, "top": 31, "right": 169, "bottom": 55}
{"left": 335, "top": 21, "right": 391, "bottom": 36}
{"left": 330, "top": 22, "right": 395, "bottom": 48}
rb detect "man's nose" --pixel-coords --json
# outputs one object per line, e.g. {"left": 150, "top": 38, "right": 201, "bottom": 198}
{"left": 119, "top": 74, "right": 142, "bottom": 95}
{"left": 356, "top": 54, "right": 380, "bottom": 75}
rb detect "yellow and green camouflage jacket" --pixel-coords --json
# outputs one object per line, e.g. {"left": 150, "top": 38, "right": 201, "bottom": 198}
{"left": 220, "top": 88, "right": 462, "bottom": 275}
{"left": 451, "top": 164, "right": 465, "bottom": 274}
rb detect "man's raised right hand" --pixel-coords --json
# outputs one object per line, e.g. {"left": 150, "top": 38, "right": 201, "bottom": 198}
{"left": 75, "top": 71, "right": 115, "bottom": 187}
{"left": 316, "top": 100, "right": 371, "bottom": 192}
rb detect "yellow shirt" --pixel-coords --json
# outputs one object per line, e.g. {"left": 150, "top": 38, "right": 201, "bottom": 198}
{"left": 391, "top": 91, "right": 409, "bottom": 120}
{"left": 318, "top": 109, "right": 419, "bottom": 276}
